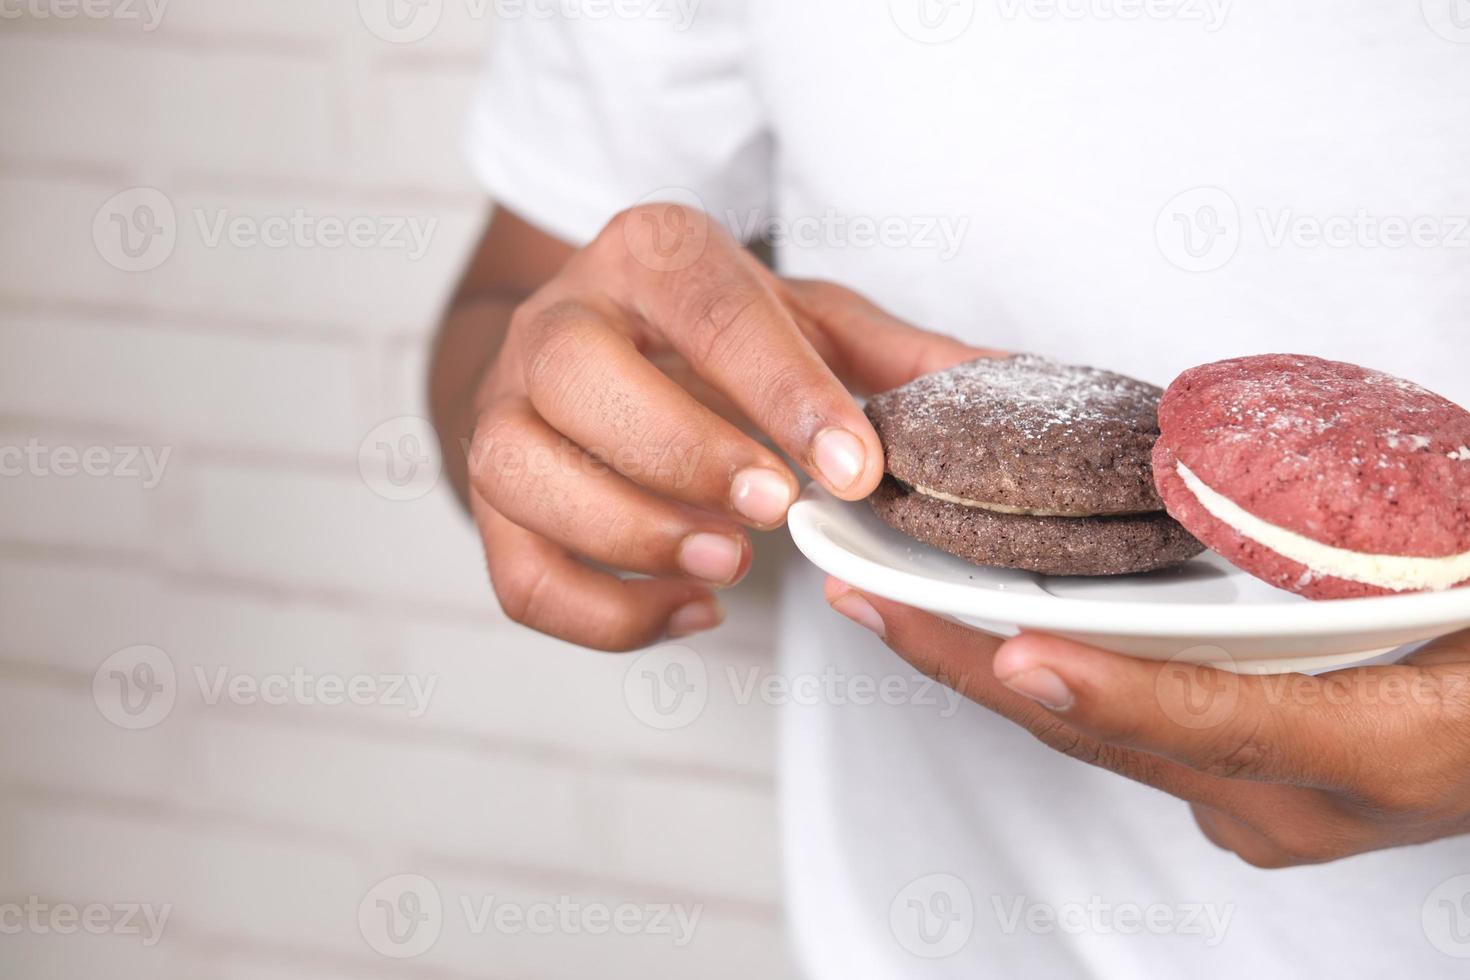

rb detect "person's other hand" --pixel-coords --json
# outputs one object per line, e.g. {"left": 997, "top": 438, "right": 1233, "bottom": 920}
{"left": 469, "top": 203, "right": 989, "bottom": 650}
{"left": 825, "top": 580, "right": 1470, "bottom": 868}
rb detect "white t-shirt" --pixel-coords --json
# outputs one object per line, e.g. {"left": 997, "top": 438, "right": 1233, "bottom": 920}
{"left": 465, "top": 4, "right": 1470, "bottom": 976}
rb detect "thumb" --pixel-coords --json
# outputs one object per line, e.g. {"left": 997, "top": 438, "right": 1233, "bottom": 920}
{"left": 990, "top": 632, "right": 1379, "bottom": 788}
{"left": 781, "top": 278, "right": 1002, "bottom": 395}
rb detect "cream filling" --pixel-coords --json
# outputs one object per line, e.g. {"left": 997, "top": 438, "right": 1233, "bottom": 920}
{"left": 909, "top": 483, "right": 1156, "bottom": 519}
{"left": 1176, "top": 462, "right": 1470, "bottom": 593}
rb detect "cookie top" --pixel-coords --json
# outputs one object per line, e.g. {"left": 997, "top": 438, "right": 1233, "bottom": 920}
{"left": 864, "top": 354, "right": 1167, "bottom": 517}
{"left": 1158, "top": 354, "right": 1470, "bottom": 559}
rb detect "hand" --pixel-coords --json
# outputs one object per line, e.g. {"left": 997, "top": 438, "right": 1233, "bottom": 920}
{"left": 467, "top": 203, "right": 987, "bottom": 650}
{"left": 825, "top": 579, "right": 1470, "bottom": 868}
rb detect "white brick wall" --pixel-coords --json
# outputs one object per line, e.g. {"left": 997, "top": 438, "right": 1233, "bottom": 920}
{"left": 0, "top": 314, "right": 370, "bottom": 455}
{"left": 0, "top": 35, "right": 341, "bottom": 180}
{"left": 0, "top": 4, "right": 795, "bottom": 976}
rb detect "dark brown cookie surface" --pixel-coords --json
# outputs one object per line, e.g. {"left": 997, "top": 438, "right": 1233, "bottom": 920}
{"left": 865, "top": 354, "right": 1166, "bottom": 517}
{"left": 870, "top": 478, "right": 1204, "bottom": 577}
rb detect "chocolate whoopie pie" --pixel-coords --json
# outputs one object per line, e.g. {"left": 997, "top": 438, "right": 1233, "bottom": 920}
{"left": 1154, "top": 354, "right": 1470, "bottom": 599}
{"left": 864, "top": 354, "right": 1204, "bottom": 576}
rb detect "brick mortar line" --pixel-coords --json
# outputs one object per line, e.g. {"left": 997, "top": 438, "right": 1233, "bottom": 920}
{"left": 0, "top": 420, "right": 373, "bottom": 474}
{"left": 0, "top": 155, "right": 134, "bottom": 183}
{"left": 174, "top": 932, "right": 507, "bottom": 980}
{"left": 0, "top": 889, "right": 720, "bottom": 980}
{"left": 0, "top": 411, "right": 183, "bottom": 442}
{"left": 181, "top": 700, "right": 778, "bottom": 790}
{"left": 0, "top": 778, "right": 377, "bottom": 859}
{"left": 0, "top": 659, "right": 779, "bottom": 789}
{"left": 0, "top": 20, "right": 335, "bottom": 58}
{"left": 170, "top": 931, "right": 497, "bottom": 980}
{"left": 0, "top": 895, "right": 507, "bottom": 980}
{"left": 0, "top": 296, "right": 440, "bottom": 349}
{"left": 1, "top": 18, "right": 492, "bottom": 60}
{"left": 375, "top": 50, "right": 487, "bottom": 72}
{"left": 0, "top": 539, "right": 154, "bottom": 567}
{"left": 405, "top": 849, "right": 785, "bottom": 923}
{"left": 0, "top": 157, "right": 487, "bottom": 210}
{"left": 0, "top": 291, "right": 429, "bottom": 343}
{"left": 3, "top": 541, "right": 496, "bottom": 614}
{"left": 0, "top": 540, "right": 780, "bottom": 650}
{"left": 169, "top": 170, "right": 486, "bottom": 208}
{"left": 0, "top": 292, "right": 382, "bottom": 344}
{"left": 0, "top": 782, "right": 785, "bottom": 921}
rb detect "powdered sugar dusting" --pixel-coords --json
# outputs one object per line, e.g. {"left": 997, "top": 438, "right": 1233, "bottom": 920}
{"left": 888, "top": 354, "right": 1161, "bottom": 438}
{"left": 866, "top": 353, "right": 1167, "bottom": 515}
{"left": 1191, "top": 355, "right": 1468, "bottom": 482}
{"left": 1162, "top": 353, "right": 1470, "bottom": 558}
{"left": 1385, "top": 431, "right": 1433, "bottom": 452}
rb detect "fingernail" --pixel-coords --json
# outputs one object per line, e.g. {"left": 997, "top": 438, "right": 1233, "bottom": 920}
{"left": 1000, "top": 668, "right": 1074, "bottom": 711}
{"left": 667, "top": 599, "right": 724, "bottom": 639}
{"left": 731, "top": 468, "right": 793, "bottom": 525}
{"left": 831, "top": 592, "right": 885, "bottom": 638}
{"left": 814, "top": 428, "right": 866, "bottom": 493}
{"left": 678, "top": 532, "right": 744, "bottom": 585}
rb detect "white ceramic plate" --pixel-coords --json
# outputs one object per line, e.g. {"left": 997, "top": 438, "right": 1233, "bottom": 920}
{"left": 788, "top": 484, "right": 1470, "bottom": 675}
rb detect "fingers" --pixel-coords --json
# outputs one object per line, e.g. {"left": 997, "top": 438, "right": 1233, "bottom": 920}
{"left": 827, "top": 582, "right": 1399, "bottom": 861}
{"left": 824, "top": 579, "right": 1239, "bottom": 807}
{"left": 515, "top": 298, "right": 799, "bottom": 528}
{"left": 1190, "top": 794, "right": 1381, "bottom": 869}
{"left": 597, "top": 208, "right": 886, "bottom": 500}
{"left": 475, "top": 501, "right": 722, "bottom": 652}
{"left": 822, "top": 576, "right": 1003, "bottom": 705}
{"left": 822, "top": 583, "right": 1470, "bottom": 869}
{"left": 992, "top": 632, "right": 1470, "bottom": 803}
{"left": 991, "top": 630, "right": 1470, "bottom": 855}
{"left": 990, "top": 633, "right": 1367, "bottom": 788}
{"left": 471, "top": 398, "right": 752, "bottom": 587}
{"left": 1190, "top": 804, "right": 1301, "bottom": 869}
{"left": 781, "top": 278, "right": 1000, "bottom": 394}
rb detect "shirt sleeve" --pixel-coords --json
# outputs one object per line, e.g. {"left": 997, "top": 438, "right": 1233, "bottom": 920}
{"left": 462, "top": 3, "right": 771, "bottom": 247}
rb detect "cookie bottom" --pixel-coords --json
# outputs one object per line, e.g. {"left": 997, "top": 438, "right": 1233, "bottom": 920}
{"left": 869, "top": 477, "right": 1205, "bottom": 577}
{"left": 1153, "top": 442, "right": 1470, "bottom": 600}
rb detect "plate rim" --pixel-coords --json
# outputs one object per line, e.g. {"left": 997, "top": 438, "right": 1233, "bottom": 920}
{"left": 787, "top": 484, "right": 1470, "bottom": 639}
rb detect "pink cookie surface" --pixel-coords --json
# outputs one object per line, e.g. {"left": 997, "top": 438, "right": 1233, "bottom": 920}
{"left": 1154, "top": 354, "right": 1470, "bottom": 599}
